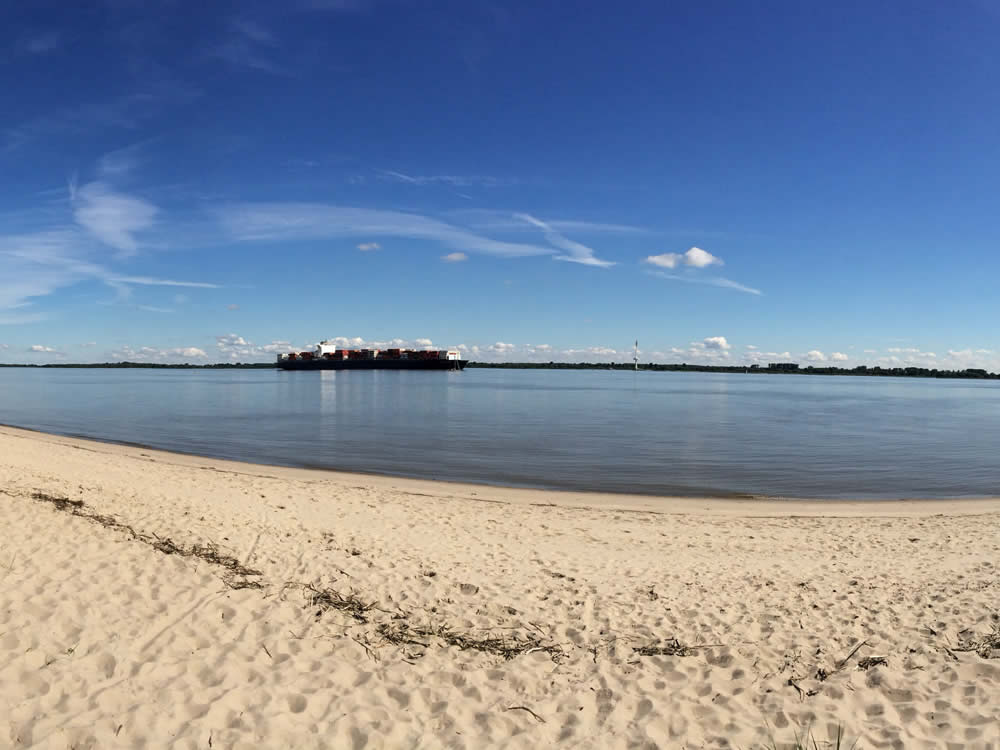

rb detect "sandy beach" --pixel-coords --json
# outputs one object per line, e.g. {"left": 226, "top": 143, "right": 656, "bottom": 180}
{"left": 2, "top": 424, "right": 999, "bottom": 749}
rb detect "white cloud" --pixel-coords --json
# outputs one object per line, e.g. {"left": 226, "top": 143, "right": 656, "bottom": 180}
{"left": 863, "top": 349, "right": 877, "bottom": 354}
{"left": 487, "top": 342, "right": 517, "bottom": 354}
{"left": 514, "top": 213, "right": 615, "bottom": 267}
{"left": 644, "top": 247, "right": 722, "bottom": 269}
{"left": 29, "top": 345, "right": 57, "bottom": 353}
{"left": 702, "top": 336, "right": 730, "bottom": 350}
{"left": 72, "top": 181, "right": 158, "bottom": 256}
{"left": 98, "top": 143, "right": 145, "bottom": 178}
{"left": 357, "top": 242, "right": 380, "bottom": 251}
{"left": 217, "top": 203, "right": 555, "bottom": 258}
{"left": 442, "top": 252, "right": 468, "bottom": 262}
{"left": 454, "top": 210, "right": 645, "bottom": 235}
{"left": 378, "top": 170, "right": 515, "bottom": 188}
{"left": 648, "top": 270, "right": 761, "bottom": 296}
{"left": 136, "top": 305, "right": 173, "bottom": 313}
{"left": 831, "top": 352, "right": 848, "bottom": 361}
{"left": 746, "top": 344, "right": 758, "bottom": 350}
{"left": 111, "top": 345, "right": 209, "bottom": 363}
{"left": 414, "top": 338, "right": 433, "bottom": 347}
{"left": 3, "top": 79, "right": 201, "bottom": 154}
{"left": 806, "top": 350, "right": 826, "bottom": 362}
{"left": 107, "top": 276, "right": 221, "bottom": 288}
{"left": 215, "top": 333, "right": 294, "bottom": 360}
{"left": 209, "top": 18, "right": 284, "bottom": 74}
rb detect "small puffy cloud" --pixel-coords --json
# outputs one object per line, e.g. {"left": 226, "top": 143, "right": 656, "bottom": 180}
{"left": 746, "top": 344, "right": 758, "bottom": 350}
{"left": 29, "top": 345, "right": 57, "bottom": 353}
{"left": 831, "top": 352, "right": 848, "bottom": 361}
{"left": 488, "top": 342, "right": 516, "bottom": 354}
{"left": 414, "top": 338, "right": 434, "bottom": 347}
{"left": 442, "top": 252, "right": 468, "bottom": 262}
{"left": 703, "top": 336, "right": 730, "bottom": 350}
{"left": 110, "top": 345, "right": 208, "bottom": 362}
{"left": 863, "top": 349, "right": 877, "bottom": 354}
{"left": 806, "top": 350, "right": 826, "bottom": 362}
{"left": 357, "top": 242, "right": 380, "bottom": 251}
{"left": 644, "top": 247, "right": 722, "bottom": 270}
{"left": 215, "top": 333, "right": 295, "bottom": 360}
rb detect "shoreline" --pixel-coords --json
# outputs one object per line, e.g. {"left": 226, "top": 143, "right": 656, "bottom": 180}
{"left": 3, "top": 423, "right": 999, "bottom": 514}
{"left": 3, "top": 423, "right": 1000, "bottom": 747}
{"left": 4, "top": 423, "right": 1000, "bottom": 516}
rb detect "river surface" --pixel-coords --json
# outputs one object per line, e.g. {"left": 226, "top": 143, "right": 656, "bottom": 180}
{"left": 1, "top": 367, "right": 998, "bottom": 498}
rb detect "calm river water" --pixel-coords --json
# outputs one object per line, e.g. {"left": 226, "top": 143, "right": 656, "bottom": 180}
{"left": 1, "top": 367, "right": 998, "bottom": 499}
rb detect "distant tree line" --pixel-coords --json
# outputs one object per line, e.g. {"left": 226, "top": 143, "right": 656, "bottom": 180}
{"left": 0, "top": 362, "right": 275, "bottom": 369}
{"left": 466, "top": 362, "right": 1000, "bottom": 379}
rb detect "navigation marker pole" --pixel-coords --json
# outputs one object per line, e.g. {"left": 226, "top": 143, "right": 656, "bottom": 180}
{"left": 634, "top": 340, "right": 639, "bottom": 371}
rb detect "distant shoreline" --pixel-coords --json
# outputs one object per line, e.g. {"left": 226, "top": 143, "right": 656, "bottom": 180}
{"left": 1, "top": 360, "right": 997, "bottom": 380}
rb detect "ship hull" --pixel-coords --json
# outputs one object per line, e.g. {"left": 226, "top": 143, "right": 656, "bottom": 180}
{"left": 277, "top": 359, "right": 468, "bottom": 371}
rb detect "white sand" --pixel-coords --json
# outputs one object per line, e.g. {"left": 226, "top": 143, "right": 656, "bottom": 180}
{"left": 2, "top": 424, "right": 1000, "bottom": 749}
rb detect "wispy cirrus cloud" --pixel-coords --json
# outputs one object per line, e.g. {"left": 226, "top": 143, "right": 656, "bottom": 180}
{"left": 97, "top": 142, "right": 148, "bottom": 178}
{"left": 648, "top": 270, "right": 762, "bottom": 296}
{"left": 216, "top": 202, "right": 555, "bottom": 258}
{"left": 442, "top": 252, "right": 468, "bottom": 262}
{"left": 452, "top": 210, "right": 646, "bottom": 235}
{"left": 2, "top": 79, "right": 200, "bottom": 153}
{"left": 378, "top": 169, "right": 516, "bottom": 188}
{"left": 107, "top": 276, "right": 222, "bottom": 288}
{"left": 209, "top": 18, "right": 285, "bottom": 74}
{"left": 72, "top": 181, "right": 158, "bottom": 256}
{"left": 515, "top": 213, "right": 615, "bottom": 267}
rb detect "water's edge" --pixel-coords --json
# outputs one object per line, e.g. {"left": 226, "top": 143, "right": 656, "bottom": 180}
{"left": 5, "top": 420, "right": 995, "bottom": 503}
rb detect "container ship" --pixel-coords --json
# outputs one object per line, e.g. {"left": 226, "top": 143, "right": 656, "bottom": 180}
{"left": 277, "top": 341, "right": 467, "bottom": 371}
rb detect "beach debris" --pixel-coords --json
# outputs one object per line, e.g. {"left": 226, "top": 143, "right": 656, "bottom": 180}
{"left": 459, "top": 583, "right": 480, "bottom": 595}
{"left": 23, "top": 490, "right": 262, "bottom": 589}
{"left": 857, "top": 656, "right": 888, "bottom": 670}
{"left": 31, "top": 491, "right": 84, "bottom": 512}
{"left": 504, "top": 705, "right": 546, "bottom": 723}
{"left": 289, "top": 582, "right": 376, "bottom": 623}
{"left": 955, "top": 624, "right": 1000, "bottom": 659}
{"left": 835, "top": 639, "right": 869, "bottom": 670}
{"left": 633, "top": 638, "right": 691, "bottom": 657}
{"left": 376, "top": 621, "right": 562, "bottom": 661}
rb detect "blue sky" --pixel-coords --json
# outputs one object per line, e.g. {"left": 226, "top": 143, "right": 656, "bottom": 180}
{"left": 2, "top": 0, "right": 999, "bottom": 367}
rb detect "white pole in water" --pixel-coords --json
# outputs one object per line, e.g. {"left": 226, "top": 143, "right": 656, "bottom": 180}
{"left": 633, "top": 340, "right": 639, "bottom": 370}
